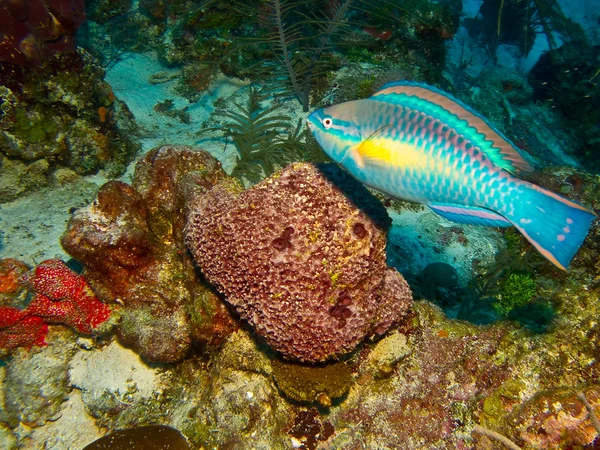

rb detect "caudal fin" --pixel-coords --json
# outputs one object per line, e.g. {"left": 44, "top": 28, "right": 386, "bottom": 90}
{"left": 508, "top": 182, "right": 596, "bottom": 270}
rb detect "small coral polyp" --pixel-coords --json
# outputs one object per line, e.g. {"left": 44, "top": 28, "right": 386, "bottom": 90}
{"left": 185, "top": 162, "right": 413, "bottom": 363}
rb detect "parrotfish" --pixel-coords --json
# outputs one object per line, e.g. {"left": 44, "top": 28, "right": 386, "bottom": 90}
{"left": 307, "top": 81, "right": 596, "bottom": 270}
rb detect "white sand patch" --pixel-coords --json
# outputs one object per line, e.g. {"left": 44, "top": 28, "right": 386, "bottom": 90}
{"left": 105, "top": 52, "right": 249, "bottom": 173}
{"left": 0, "top": 178, "right": 103, "bottom": 265}
{"left": 69, "top": 340, "right": 159, "bottom": 404}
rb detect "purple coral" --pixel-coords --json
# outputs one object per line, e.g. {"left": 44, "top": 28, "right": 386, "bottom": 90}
{"left": 185, "top": 163, "right": 412, "bottom": 362}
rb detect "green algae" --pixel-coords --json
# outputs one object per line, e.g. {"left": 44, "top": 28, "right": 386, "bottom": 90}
{"left": 495, "top": 272, "right": 537, "bottom": 316}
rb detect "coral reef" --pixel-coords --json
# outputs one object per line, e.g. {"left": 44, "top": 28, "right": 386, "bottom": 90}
{"left": 185, "top": 162, "right": 413, "bottom": 362}
{"left": 87, "top": 0, "right": 133, "bottom": 24}
{"left": 0, "top": 259, "right": 111, "bottom": 354}
{"left": 80, "top": 0, "right": 460, "bottom": 108}
{"left": 0, "top": 0, "right": 85, "bottom": 66}
{"left": 0, "top": 50, "right": 139, "bottom": 202}
{"left": 61, "top": 146, "right": 239, "bottom": 363}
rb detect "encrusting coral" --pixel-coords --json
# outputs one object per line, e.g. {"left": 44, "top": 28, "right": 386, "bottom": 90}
{"left": 0, "top": 259, "right": 111, "bottom": 353}
{"left": 185, "top": 162, "right": 413, "bottom": 363}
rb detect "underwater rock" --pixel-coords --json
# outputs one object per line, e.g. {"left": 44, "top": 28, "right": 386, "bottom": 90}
{"left": 499, "top": 387, "right": 600, "bottom": 449}
{"left": 2, "top": 330, "right": 76, "bottom": 427}
{"left": 61, "top": 146, "right": 238, "bottom": 363}
{"left": 0, "top": 50, "right": 139, "bottom": 203}
{"left": 0, "top": 156, "right": 50, "bottom": 202}
{"left": 0, "top": 0, "right": 85, "bottom": 66}
{"left": 0, "top": 423, "right": 17, "bottom": 450}
{"left": 0, "top": 259, "right": 30, "bottom": 308}
{"left": 172, "top": 328, "right": 291, "bottom": 449}
{"left": 69, "top": 340, "right": 159, "bottom": 424}
{"left": 185, "top": 162, "right": 413, "bottom": 362}
{"left": 361, "top": 330, "right": 412, "bottom": 379}
{"left": 117, "top": 307, "right": 191, "bottom": 364}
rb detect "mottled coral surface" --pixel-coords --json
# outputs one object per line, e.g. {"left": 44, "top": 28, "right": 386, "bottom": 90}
{"left": 0, "top": 259, "right": 110, "bottom": 353}
{"left": 61, "top": 146, "right": 238, "bottom": 362}
{"left": 186, "top": 162, "right": 412, "bottom": 362}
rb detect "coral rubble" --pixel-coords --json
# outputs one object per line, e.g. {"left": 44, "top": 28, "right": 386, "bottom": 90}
{"left": 185, "top": 162, "right": 413, "bottom": 362}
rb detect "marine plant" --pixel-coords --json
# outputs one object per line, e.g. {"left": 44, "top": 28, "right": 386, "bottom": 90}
{"left": 270, "top": 0, "right": 353, "bottom": 111}
{"left": 203, "top": 87, "right": 325, "bottom": 184}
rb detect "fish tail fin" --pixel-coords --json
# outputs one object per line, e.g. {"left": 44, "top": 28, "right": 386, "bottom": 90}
{"left": 507, "top": 182, "right": 596, "bottom": 270}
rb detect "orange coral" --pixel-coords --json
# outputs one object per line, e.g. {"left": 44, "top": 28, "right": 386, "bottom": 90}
{"left": 98, "top": 106, "right": 108, "bottom": 123}
{"left": 0, "top": 259, "right": 30, "bottom": 294}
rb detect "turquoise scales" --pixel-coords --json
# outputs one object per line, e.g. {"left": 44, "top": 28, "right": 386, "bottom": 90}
{"left": 307, "top": 81, "right": 596, "bottom": 270}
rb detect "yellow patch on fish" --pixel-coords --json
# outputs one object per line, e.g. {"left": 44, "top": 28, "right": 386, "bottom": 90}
{"left": 352, "top": 136, "right": 429, "bottom": 171}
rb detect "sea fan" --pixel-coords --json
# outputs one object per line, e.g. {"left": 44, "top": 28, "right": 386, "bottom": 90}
{"left": 269, "top": 0, "right": 354, "bottom": 111}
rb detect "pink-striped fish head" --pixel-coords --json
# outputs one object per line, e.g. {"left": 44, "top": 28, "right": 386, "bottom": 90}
{"left": 307, "top": 101, "right": 364, "bottom": 164}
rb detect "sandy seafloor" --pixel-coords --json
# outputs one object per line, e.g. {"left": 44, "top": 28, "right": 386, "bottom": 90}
{"left": 1, "top": 0, "right": 598, "bottom": 443}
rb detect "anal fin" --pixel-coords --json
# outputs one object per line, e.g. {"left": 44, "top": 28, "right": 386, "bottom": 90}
{"left": 428, "top": 203, "right": 511, "bottom": 227}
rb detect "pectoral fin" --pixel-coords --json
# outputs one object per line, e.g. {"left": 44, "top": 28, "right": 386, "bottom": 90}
{"left": 351, "top": 126, "right": 393, "bottom": 169}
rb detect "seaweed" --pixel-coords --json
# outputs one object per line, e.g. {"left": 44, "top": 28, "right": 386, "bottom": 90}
{"left": 202, "top": 87, "right": 326, "bottom": 184}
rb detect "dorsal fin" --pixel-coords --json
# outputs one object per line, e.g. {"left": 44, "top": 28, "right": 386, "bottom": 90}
{"left": 372, "top": 81, "right": 534, "bottom": 175}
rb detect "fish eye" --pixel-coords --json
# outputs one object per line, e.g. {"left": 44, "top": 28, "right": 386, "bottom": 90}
{"left": 322, "top": 117, "right": 333, "bottom": 129}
